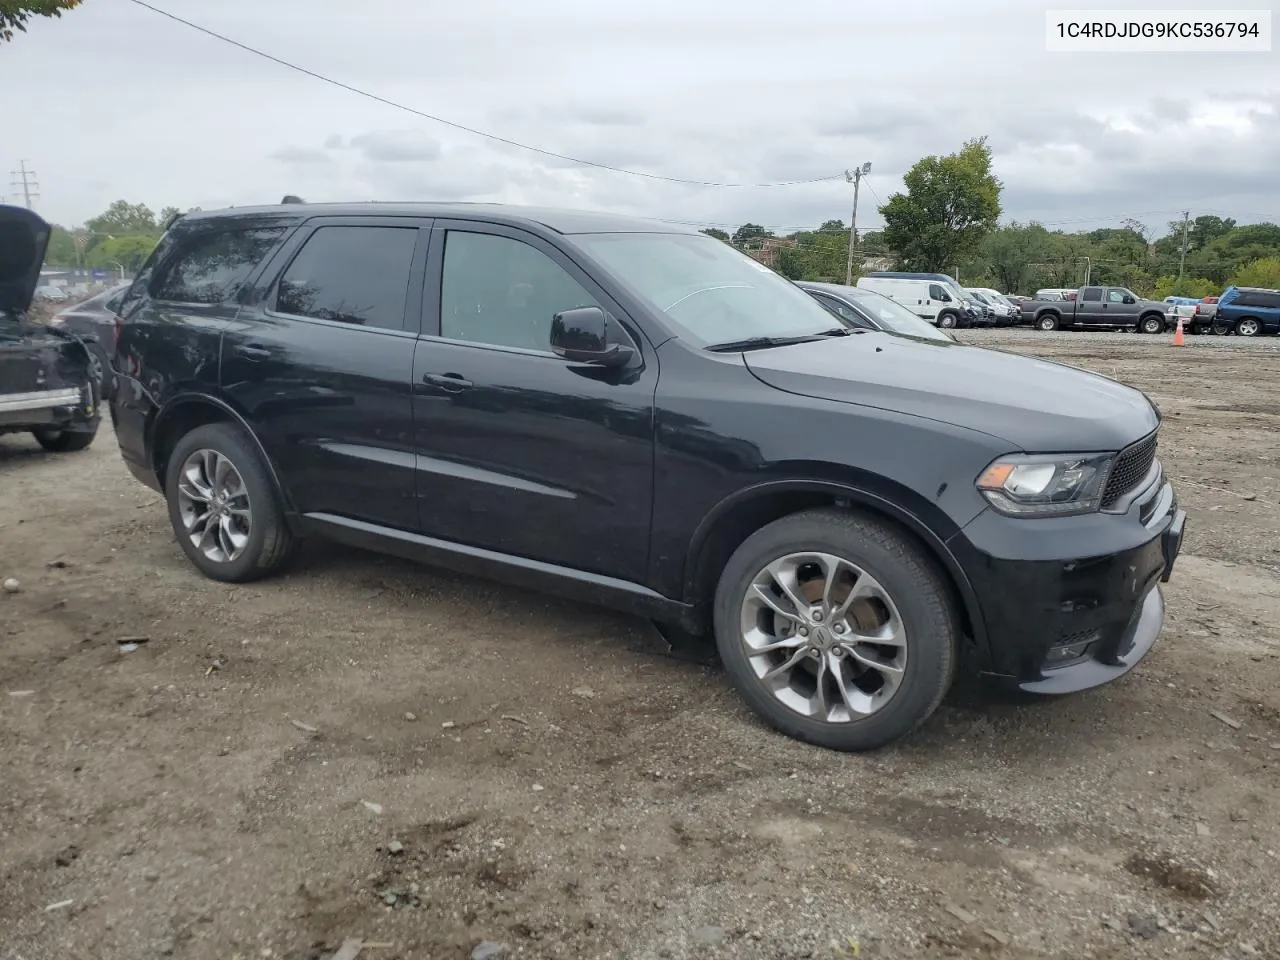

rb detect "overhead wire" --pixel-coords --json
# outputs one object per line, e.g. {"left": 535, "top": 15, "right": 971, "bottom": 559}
{"left": 124, "top": 0, "right": 846, "bottom": 189}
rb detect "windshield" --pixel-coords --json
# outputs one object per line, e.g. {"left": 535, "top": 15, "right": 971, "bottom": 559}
{"left": 844, "top": 289, "right": 953, "bottom": 342}
{"left": 574, "top": 232, "right": 842, "bottom": 346}
{"left": 968, "top": 291, "right": 991, "bottom": 304}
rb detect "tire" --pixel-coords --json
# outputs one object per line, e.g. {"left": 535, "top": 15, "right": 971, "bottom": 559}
{"left": 1211, "top": 319, "right": 1230, "bottom": 336}
{"left": 163, "top": 422, "right": 295, "bottom": 583}
{"left": 713, "top": 507, "right": 959, "bottom": 752}
{"left": 936, "top": 312, "right": 958, "bottom": 329}
{"left": 32, "top": 424, "right": 97, "bottom": 452}
{"left": 1236, "top": 317, "right": 1261, "bottom": 337}
{"left": 1139, "top": 314, "right": 1165, "bottom": 335}
{"left": 1036, "top": 313, "right": 1059, "bottom": 331}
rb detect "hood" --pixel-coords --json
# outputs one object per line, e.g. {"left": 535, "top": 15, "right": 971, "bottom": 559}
{"left": 743, "top": 332, "right": 1158, "bottom": 452}
{"left": 0, "top": 204, "right": 52, "bottom": 316}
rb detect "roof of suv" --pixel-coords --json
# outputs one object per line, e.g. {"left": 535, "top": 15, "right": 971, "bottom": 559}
{"left": 178, "top": 202, "right": 698, "bottom": 236}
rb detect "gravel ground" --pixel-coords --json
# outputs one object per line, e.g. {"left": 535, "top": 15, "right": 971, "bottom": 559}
{"left": 2, "top": 334, "right": 1279, "bottom": 960}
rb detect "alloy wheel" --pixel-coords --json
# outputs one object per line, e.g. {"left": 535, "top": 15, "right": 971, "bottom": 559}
{"left": 738, "top": 552, "right": 907, "bottom": 722}
{"left": 175, "top": 448, "right": 252, "bottom": 563}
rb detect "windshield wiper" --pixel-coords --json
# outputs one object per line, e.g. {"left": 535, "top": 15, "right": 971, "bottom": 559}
{"left": 705, "top": 328, "right": 851, "bottom": 353}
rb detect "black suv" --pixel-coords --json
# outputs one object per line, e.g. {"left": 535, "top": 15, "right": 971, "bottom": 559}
{"left": 1, "top": 204, "right": 102, "bottom": 453}
{"left": 111, "top": 202, "right": 1186, "bottom": 751}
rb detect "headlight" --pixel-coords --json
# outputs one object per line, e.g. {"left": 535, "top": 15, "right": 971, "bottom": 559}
{"left": 976, "top": 453, "right": 1113, "bottom": 517}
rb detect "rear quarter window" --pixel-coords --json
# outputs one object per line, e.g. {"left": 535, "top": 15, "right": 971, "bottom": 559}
{"left": 151, "top": 225, "right": 289, "bottom": 305}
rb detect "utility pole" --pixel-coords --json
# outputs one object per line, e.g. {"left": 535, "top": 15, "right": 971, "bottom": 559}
{"left": 1177, "top": 210, "right": 1190, "bottom": 281}
{"left": 9, "top": 160, "right": 39, "bottom": 209}
{"left": 844, "top": 162, "right": 871, "bottom": 286}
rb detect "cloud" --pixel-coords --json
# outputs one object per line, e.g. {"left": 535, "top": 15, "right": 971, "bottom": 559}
{"left": 3, "top": 0, "right": 1276, "bottom": 237}
{"left": 270, "top": 147, "right": 334, "bottom": 165}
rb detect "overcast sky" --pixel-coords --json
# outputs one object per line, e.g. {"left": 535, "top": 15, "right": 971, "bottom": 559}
{"left": 5, "top": 0, "right": 1278, "bottom": 237}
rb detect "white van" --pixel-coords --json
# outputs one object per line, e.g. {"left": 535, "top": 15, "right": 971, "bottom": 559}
{"left": 855, "top": 275, "right": 969, "bottom": 329}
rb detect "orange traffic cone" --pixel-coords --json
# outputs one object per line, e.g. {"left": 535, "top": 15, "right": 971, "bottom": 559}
{"left": 1172, "top": 317, "right": 1185, "bottom": 346}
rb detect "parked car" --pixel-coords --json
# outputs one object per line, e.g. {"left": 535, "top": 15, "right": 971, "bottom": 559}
{"left": 855, "top": 272, "right": 975, "bottom": 328}
{"left": 1214, "top": 285, "right": 1280, "bottom": 337}
{"left": 111, "top": 201, "right": 1186, "bottom": 752}
{"left": 35, "top": 282, "right": 69, "bottom": 302}
{"left": 794, "top": 281, "right": 956, "bottom": 342}
{"left": 1022, "top": 286, "right": 1169, "bottom": 333}
{"left": 966, "top": 289, "right": 1016, "bottom": 326}
{"left": 1, "top": 205, "right": 102, "bottom": 452}
{"left": 48, "top": 282, "right": 130, "bottom": 398}
{"left": 1195, "top": 296, "right": 1225, "bottom": 334}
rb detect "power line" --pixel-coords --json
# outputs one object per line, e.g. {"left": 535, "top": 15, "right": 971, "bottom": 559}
{"left": 124, "top": 0, "right": 845, "bottom": 190}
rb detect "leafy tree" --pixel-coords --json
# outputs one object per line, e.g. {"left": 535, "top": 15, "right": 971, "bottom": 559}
{"left": 1151, "top": 275, "right": 1220, "bottom": 299}
{"left": 732, "top": 223, "right": 773, "bottom": 244}
{"left": 982, "top": 222, "right": 1052, "bottom": 293}
{"left": 87, "top": 200, "right": 160, "bottom": 238}
{"left": 84, "top": 235, "right": 157, "bottom": 273}
{"left": 44, "top": 225, "right": 78, "bottom": 267}
{"left": 879, "top": 137, "right": 1002, "bottom": 272}
{"left": 700, "top": 227, "right": 730, "bottom": 242}
{"left": 0, "top": 0, "right": 81, "bottom": 43}
{"left": 1231, "top": 256, "right": 1280, "bottom": 289}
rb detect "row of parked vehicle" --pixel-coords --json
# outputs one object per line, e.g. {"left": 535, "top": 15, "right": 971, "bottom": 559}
{"left": 856, "top": 273, "right": 1280, "bottom": 337}
{"left": 1, "top": 199, "right": 1188, "bottom": 755}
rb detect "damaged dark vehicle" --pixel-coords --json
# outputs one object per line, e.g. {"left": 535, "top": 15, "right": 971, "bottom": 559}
{"left": 0, "top": 204, "right": 102, "bottom": 452}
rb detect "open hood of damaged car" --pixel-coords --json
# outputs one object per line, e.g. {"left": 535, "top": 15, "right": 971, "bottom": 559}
{"left": 0, "top": 204, "right": 52, "bottom": 317}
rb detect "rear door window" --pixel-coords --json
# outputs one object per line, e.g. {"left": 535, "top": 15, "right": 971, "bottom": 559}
{"left": 274, "top": 225, "right": 419, "bottom": 331}
{"left": 1081, "top": 287, "right": 1102, "bottom": 302}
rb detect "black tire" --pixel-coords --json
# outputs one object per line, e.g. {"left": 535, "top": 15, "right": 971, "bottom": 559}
{"left": 163, "top": 422, "right": 295, "bottom": 583}
{"left": 713, "top": 507, "right": 959, "bottom": 752}
{"left": 32, "top": 424, "right": 98, "bottom": 452}
{"left": 1211, "top": 319, "right": 1230, "bottom": 336}
{"left": 936, "top": 312, "right": 958, "bottom": 329}
{"left": 1139, "top": 314, "right": 1165, "bottom": 335}
{"left": 1036, "top": 313, "right": 1059, "bottom": 331}
{"left": 1235, "top": 317, "right": 1261, "bottom": 337}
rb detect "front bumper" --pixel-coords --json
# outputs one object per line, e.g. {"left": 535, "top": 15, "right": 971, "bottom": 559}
{"left": 949, "top": 466, "right": 1185, "bottom": 694}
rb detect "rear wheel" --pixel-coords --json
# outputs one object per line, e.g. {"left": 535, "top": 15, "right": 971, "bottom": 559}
{"left": 32, "top": 425, "right": 97, "bottom": 452}
{"left": 1139, "top": 314, "right": 1165, "bottom": 335}
{"left": 1036, "top": 313, "right": 1060, "bottom": 331}
{"left": 1236, "top": 317, "right": 1261, "bottom": 337}
{"left": 713, "top": 508, "right": 958, "bottom": 752}
{"left": 164, "top": 423, "right": 295, "bottom": 582}
{"left": 1211, "top": 318, "right": 1230, "bottom": 336}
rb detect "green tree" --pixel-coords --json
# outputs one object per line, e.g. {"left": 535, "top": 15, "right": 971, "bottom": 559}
{"left": 1231, "top": 256, "right": 1280, "bottom": 289}
{"left": 87, "top": 200, "right": 160, "bottom": 238}
{"left": 732, "top": 223, "right": 773, "bottom": 244}
{"left": 700, "top": 227, "right": 730, "bottom": 242}
{"left": 879, "top": 137, "right": 1002, "bottom": 272}
{"left": 84, "top": 235, "right": 157, "bottom": 273}
{"left": 44, "top": 225, "right": 78, "bottom": 267}
{"left": 982, "top": 222, "right": 1052, "bottom": 294}
{"left": 0, "top": 0, "right": 81, "bottom": 43}
{"left": 1151, "top": 275, "right": 1220, "bottom": 299}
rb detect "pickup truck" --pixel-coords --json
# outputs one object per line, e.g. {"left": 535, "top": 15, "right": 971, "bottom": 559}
{"left": 1021, "top": 286, "right": 1170, "bottom": 333}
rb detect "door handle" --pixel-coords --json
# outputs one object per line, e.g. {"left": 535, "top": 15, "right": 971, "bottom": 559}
{"left": 422, "top": 372, "right": 473, "bottom": 392}
{"left": 235, "top": 343, "right": 272, "bottom": 361}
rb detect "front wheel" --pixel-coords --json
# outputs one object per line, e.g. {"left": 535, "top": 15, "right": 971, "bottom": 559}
{"left": 1236, "top": 317, "right": 1261, "bottom": 337}
{"left": 32, "top": 424, "right": 97, "bottom": 452}
{"left": 713, "top": 508, "right": 958, "bottom": 752}
{"left": 1139, "top": 315, "right": 1165, "bottom": 335}
{"left": 164, "top": 422, "right": 296, "bottom": 582}
{"left": 936, "top": 312, "right": 958, "bottom": 329}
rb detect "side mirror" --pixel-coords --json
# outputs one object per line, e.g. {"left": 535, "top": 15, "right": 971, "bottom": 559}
{"left": 550, "top": 306, "right": 633, "bottom": 367}
{"left": 938, "top": 293, "right": 952, "bottom": 302}
{"left": 1123, "top": 294, "right": 1136, "bottom": 304}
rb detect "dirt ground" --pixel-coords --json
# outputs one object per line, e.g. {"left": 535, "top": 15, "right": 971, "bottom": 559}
{"left": 2, "top": 330, "right": 1278, "bottom": 960}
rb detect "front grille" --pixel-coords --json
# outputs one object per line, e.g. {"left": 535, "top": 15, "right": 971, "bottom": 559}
{"left": 1102, "top": 431, "right": 1158, "bottom": 509}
